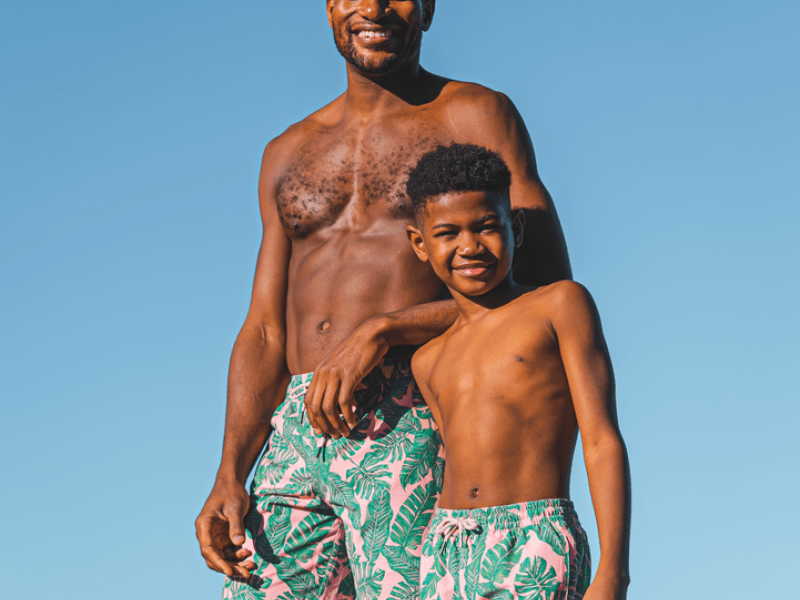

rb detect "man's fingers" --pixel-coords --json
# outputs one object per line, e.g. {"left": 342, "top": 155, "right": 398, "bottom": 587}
{"left": 304, "top": 375, "right": 321, "bottom": 433}
{"left": 305, "top": 373, "right": 327, "bottom": 435}
{"left": 310, "top": 372, "right": 339, "bottom": 436}
{"left": 223, "top": 498, "right": 249, "bottom": 546}
{"left": 338, "top": 373, "right": 358, "bottom": 429}
{"left": 232, "top": 563, "right": 253, "bottom": 578}
{"left": 321, "top": 376, "right": 349, "bottom": 438}
{"left": 201, "top": 544, "right": 234, "bottom": 577}
{"left": 233, "top": 547, "right": 253, "bottom": 560}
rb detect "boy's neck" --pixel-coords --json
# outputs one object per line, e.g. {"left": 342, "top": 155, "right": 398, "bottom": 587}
{"left": 451, "top": 276, "right": 531, "bottom": 321}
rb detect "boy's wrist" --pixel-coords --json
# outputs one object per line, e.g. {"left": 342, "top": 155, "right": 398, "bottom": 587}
{"left": 591, "top": 567, "right": 630, "bottom": 590}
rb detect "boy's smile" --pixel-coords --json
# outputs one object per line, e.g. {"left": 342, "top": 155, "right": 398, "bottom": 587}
{"left": 407, "top": 190, "right": 524, "bottom": 299}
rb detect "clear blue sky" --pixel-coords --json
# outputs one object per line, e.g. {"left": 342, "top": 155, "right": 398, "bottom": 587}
{"left": 2, "top": 1, "right": 798, "bottom": 598}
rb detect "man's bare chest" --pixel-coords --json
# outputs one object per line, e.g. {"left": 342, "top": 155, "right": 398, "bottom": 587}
{"left": 275, "top": 124, "right": 452, "bottom": 239}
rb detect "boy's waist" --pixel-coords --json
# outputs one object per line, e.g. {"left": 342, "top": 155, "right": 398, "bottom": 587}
{"left": 432, "top": 498, "right": 577, "bottom": 531}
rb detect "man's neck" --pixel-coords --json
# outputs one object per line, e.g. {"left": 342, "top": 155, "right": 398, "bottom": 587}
{"left": 342, "top": 61, "right": 430, "bottom": 116}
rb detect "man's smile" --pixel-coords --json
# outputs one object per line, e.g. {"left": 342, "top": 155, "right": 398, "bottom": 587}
{"left": 355, "top": 30, "right": 394, "bottom": 40}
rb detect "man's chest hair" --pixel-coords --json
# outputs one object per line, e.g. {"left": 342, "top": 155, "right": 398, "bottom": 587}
{"left": 275, "top": 121, "right": 452, "bottom": 240}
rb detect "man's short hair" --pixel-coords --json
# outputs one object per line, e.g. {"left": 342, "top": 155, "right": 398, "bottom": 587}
{"left": 405, "top": 143, "right": 512, "bottom": 217}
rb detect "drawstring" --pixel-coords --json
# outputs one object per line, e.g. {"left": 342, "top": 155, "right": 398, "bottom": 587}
{"left": 316, "top": 433, "right": 331, "bottom": 461}
{"left": 434, "top": 516, "right": 481, "bottom": 547}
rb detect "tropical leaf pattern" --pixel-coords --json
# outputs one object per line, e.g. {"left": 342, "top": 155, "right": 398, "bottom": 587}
{"left": 420, "top": 499, "right": 591, "bottom": 600}
{"left": 222, "top": 356, "right": 445, "bottom": 600}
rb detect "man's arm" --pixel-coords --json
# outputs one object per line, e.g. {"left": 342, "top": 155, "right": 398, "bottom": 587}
{"left": 304, "top": 299, "right": 458, "bottom": 437}
{"left": 195, "top": 141, "right": 292, "bottom": 578}
{"left": 554, "top": 281, "right": 631, "bottom": 599}
{"left": 448, "top": 87, "right": 572, "bottom": 285}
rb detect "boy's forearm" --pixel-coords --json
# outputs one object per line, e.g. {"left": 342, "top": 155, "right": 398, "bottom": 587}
{"left": 217, "top": 323, "right": 291, "bottom": 485}
{"left": 583, "top": 433, "right": 632, "bottom": 587}
{"left": 370, "top": 300, "right": 458, "bottom": 347}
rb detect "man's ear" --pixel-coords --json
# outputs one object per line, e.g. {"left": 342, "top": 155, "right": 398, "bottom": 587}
{"left": 326, "top": 0, "right": 335, "bottom": 29}
{"left": 511, "top": 208, "right": 525, "bottom": 249}
{"left": 422, "top": 0, "right": 435, "bottom": 31}
{"left": 406, "top": 225, "right": 429, "bottom": 263}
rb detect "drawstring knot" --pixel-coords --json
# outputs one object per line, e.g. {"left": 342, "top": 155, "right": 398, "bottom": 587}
{"left": 434, "top": 516, "right": 481, "bottom": 546}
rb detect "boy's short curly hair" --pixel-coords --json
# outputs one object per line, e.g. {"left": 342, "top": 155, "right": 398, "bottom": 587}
{"left": 405, "top": 143, "right": 511, "bottom": 218}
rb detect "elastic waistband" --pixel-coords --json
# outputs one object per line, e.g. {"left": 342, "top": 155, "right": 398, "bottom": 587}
{"left": 433, "top": 498, "right": 575, "bottom": 530}
{"left": 286, "top": 353, "right": 413, "bottom": 392}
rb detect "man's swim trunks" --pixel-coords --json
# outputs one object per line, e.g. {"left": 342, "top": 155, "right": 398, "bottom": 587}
{"left": 420, "top": 499, "right": 590, "bottom": 600}
{"left": 223, "top": 354, "right": 445, "bottom": 600}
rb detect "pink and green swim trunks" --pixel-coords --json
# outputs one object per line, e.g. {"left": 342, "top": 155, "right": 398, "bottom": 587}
{"left": 420, "top": 498, "right": 591, "bottom": 600}
{"left": 223, "top": 354, "right": 445, "bottom": 600}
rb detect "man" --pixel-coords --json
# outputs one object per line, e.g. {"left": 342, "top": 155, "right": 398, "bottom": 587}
{"left": 196, "top": 1, "right": 571, "bottom": 598}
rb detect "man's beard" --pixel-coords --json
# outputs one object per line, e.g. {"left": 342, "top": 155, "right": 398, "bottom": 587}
{"left": 333, "top": 28, "right": 422, "bottom": 74}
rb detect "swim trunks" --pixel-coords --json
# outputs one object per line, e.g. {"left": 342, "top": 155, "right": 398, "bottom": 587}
{"left": 223, "top": 355, "right": 445, "bottom": 600}
{"left": 420, "top": 499, "right": 590, "bottom": 600}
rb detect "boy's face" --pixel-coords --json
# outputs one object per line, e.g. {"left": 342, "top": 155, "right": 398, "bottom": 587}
{"left": 406, "top": 190, "right": 524, "bottom": 297}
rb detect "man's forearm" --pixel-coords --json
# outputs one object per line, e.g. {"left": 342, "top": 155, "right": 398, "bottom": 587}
{"left": 584, "top": 433, "right": 632, "bottom": 586}
{"left": 217, "top": 323, "right": 291, "bottom": 485}
{"left": 369, "top": 300, "right": 459, "bottom": 347}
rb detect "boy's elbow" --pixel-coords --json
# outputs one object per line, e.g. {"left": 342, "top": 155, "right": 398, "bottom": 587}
{"left": 582, "top": 429, "right": 627, "bottom": 463}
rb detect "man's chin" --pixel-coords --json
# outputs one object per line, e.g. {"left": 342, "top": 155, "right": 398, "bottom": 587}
{"left": 346, "top": 52, "right": 402, "bottom": 75}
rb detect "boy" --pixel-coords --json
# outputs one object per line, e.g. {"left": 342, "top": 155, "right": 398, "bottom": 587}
{"left": 405, "top": 144, "right": 631, "bottom": 600}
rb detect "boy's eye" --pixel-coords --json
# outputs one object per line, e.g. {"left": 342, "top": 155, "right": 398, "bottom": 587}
{"left": 433, "top": 230, "right": 456, "bottom": 238}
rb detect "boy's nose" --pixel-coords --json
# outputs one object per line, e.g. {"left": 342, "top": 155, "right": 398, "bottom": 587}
{"left": 458, "top": 234, "right": 482, "bottom": 256}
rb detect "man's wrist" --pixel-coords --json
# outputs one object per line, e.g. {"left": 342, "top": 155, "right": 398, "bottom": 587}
{"left": 215, "top": 463, "right": 250, "bottom": 488}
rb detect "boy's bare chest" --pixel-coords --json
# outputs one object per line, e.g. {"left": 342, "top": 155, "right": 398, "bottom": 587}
{"left": 430, "top": 316, "right": 559, "bottom": 396}
{"left": 276, "top": 121, "right": 451, "bottom": 239}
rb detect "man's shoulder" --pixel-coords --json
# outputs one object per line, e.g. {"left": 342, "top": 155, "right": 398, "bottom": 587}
{"left": 428, "top": 79, "right": 521, "bottom": 146}
{"left": 440, "top": 80, "right": 509, "bottom": 105}
{"left": 262, "top": 95, "right": 346, "bottom": 162}
{"left": 436, "top": 80, "right": 515, "bottom": 121}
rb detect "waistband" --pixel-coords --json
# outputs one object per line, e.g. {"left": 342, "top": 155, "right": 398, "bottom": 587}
{"left": 286, "top": 353, "right": 414, "bottom": 395}
{"left": 433, "top": 498, "right": 575, "bottom": 531}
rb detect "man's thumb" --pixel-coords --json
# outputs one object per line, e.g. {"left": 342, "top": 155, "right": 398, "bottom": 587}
{"left": 226, "top": 502, "right": 247, "bottom": 545}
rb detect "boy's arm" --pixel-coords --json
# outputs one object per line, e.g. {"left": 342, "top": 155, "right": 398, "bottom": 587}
{"left": 553, "top": 282, "right": 631, "bottom": 599}
{"left": 304, "top": 300, "right": 458, "bottom": 437}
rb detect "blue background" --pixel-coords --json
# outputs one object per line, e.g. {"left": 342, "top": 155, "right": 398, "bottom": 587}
{"left": 2, "top": 1, "right": 798, "bottom": 598}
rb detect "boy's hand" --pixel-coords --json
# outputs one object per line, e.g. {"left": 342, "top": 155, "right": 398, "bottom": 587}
{"left": 582, "top": 573, "right": 629, "bottom": 600}
{"left": 304, "top": 317, "right": 390, "bottom": 438}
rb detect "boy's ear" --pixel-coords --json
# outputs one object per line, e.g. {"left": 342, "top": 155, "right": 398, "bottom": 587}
{"left": 406, "top": 225, "right": 429, "bottom": 263}
{"left": 511, "top": 208, "right": 525, "bottom": 249}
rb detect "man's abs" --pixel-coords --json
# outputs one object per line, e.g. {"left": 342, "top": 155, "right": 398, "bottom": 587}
{"left": 284, "top": 225, "right": 443, "bottom": 373}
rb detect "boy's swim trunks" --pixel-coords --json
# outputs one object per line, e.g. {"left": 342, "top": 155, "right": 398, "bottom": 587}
{"left": 223, "top": 355, "right": 445, "bottom": 600}
{"left": 420, "top": 498, "right": 590, "bottom": 600}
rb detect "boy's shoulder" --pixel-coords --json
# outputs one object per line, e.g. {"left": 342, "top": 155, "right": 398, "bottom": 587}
{"left": 514, "top": 279, "right": 594, "bottom": 316}
{"left": 411, "top": 326, "right": 450, "bottom": 383}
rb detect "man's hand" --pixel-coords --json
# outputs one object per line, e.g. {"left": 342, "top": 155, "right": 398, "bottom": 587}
{"left": 195, "top": 480, "right": 256, "bottom": 578}
{"left": 304, "top": 317, "right": 391, "bottom": 438}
